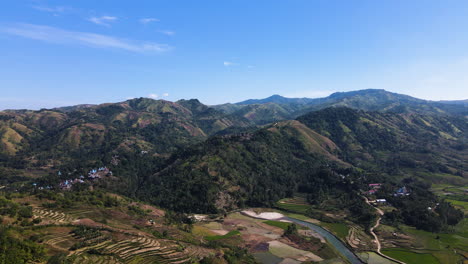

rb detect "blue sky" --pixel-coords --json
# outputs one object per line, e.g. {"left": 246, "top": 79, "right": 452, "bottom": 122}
{"left": 1, "top": 0, "right": 468, "bottom": 109}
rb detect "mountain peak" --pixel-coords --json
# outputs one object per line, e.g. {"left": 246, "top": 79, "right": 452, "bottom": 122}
{"left": 268, "top": 94, "right": 286, "bottom": 99}
{"left": 236, "top": 94, "right": 314, "bottom": 105}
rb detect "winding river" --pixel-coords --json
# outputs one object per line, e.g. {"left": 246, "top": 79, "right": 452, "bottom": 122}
{"left": 284, "top": 217, "right": 363, "bottom": 264}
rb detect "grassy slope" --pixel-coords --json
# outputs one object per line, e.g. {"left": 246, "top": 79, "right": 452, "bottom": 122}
{"left": 204, "top": 230, "right": 240, "bottom": 241}
{"left": 297, "top": 107, "right": 467, "bottom": 178}
{"left": 0, "top": 98, "right": 252, "bottom": 167}
{"left": 381, "top": 248, "right": 439, "bottom": 264}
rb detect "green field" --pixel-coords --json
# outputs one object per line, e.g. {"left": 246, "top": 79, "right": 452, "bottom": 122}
{"left": 204, "top": 230, "right": 240, "bottom": 241}
{"left": 276, "top": 191, "right": 468, "bottom": 264}
{"left": 276, "top": 201, "right": 310, "bottom": 214}
{"left": 321, "top": 222, "right": 350, "bottom": 240}
{"left": 381, "top": 248, "right": 439, "bottom": 264}
{"left": 397, "top": 223, "right": 468, "bottom": 264}
{"left": 431, "top": 184, "right": 468, "bottom": 198}
{"left": 282, "top": 212, "right": 314, "bottom": 221}
{"left": 417, "top": 172, "right": 468, "bottom": 186}
{"left": 446, "top": 199, "right": 468, "bottom": 211}
{"left": 264, "top": 220, "right": 294, "bottom": 230}
{"left": 357, "top": 252, "right": 397, "bottom": 264}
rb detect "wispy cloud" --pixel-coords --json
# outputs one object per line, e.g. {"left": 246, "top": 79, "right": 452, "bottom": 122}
{"left": 0, "top": 24, "right": 172, "bottom": 53}
{"left": 140, "top": 18, "right": 159, "bottom": 24}
{"left": 162, "top": 93, "right": 169, "bottom": 97}
{"left": 224, "top": 61, "right": 238, "bottom": 67}
{"left": 158, "top": 30, "right": 175, "bottom": 36}
{"left": 148, "top": 93, "right": 159, "bottom": 99}
{"left": 32, "top": 6, "right": 70, "bottom": 14}
{"left": 88, "top": 16, "right": 118, "bottom": 26}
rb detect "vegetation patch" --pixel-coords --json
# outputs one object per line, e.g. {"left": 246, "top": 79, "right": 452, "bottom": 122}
{"left": 381, "top": 248, "right": 439, "bottom": 264}
{"left": 357, "top": 251, "right": 395, "bottom": 264}
{"left": 263, "top": 220, "right": 295, "bottom": 230}
{"left": 276, "top": 198, "right": 310, "bottom": 214}
{"left": 205, "top": 230, "right": 240, "bottom": 241}
{"left": 446, "top": 199, "right": 468, "bottom": 212}
{"left": 321, "top": 222, "right": 349, "bottom": 240}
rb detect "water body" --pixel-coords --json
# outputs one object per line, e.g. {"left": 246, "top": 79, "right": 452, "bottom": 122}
{"left": 284, "top": 217, "right": 363, "bottom": 264}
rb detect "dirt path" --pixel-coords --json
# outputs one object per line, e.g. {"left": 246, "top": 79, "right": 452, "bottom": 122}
{"left": 362, "top": 196, "right": 406, "bottom": 264}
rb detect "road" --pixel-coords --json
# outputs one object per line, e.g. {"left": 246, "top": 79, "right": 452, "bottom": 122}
{"left": 362, "top": 196, "right": 406, "bottom": 264}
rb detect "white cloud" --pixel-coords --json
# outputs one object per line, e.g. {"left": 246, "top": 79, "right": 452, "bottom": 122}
{"left": 247, "top": 65, "right": 255, "bottom": 69}
{"left": 148, "top": 93, "right": 158, "bottom": 99}
{"left": 162, "top": 93, "right": 169, "bottom": 97}
{"left": 224, "top": 61, "right": 238, "bottom": 66}
{"left": 88, "top": 16, "right": 118, "bottom": 26}
{"left": 158, "top": 30, "right": 175, "bottom": 36}
{"left": 140, "top": 18, "right": 159, "bottom": 24}
{"left": 0, "top": 24, "right": 172, "bottom": 53}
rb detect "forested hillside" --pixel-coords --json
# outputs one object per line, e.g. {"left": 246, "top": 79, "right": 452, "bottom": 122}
{"left": 124, "top": 107, "right": 466, "bottom": 214}
{"left": 214, "top": 89, "right": 468, "bottom": 125}
{"left": 136, "top": 120, "right": 356, "bottom": 213}
{"left": 0, "top": 98, "right": 252, "bottom": 170}
{"left": 297, "top": 107, "right": 467, "bottom": 176}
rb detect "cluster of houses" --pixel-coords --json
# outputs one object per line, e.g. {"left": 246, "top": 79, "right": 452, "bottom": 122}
{"left": 59, "top": 177, "right": 85, "bottom": 190}
{"left": 58, "top": 167, "right": 112, "bottom": 190}
{"left": 367, "top": 183, "right": 411, "bottom": 196}
{"left": 367, "top": 183, "right": 382, "bottom": 195}
{"left": 366, "top": 183, "right": 412, "bottom": 206}
{"left": 88, "top": 167, "right": 112, "bottom": 179}
{"left": 394, "top": 186, "right": 410, "bottom": 196}
{"left": 32, "top": 183, "right": 52, "bottom": 190}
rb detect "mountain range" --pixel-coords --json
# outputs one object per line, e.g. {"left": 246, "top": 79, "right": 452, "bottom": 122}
{"left": 1, "top": 89, "right": 466, "bottom": 167}
{"left": 1, "top": 89, "right": 465, "bottom": 212}
{"left": 213, "top": 89, "right": 467, "bottom": 125}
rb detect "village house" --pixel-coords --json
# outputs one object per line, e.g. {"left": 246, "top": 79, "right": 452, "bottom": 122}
{"left": 394, "top": 186, "right": 410, "bottom": 196}
{"left": 367, "top": 183, "right": 382, "bottom": 195}
{"left": 59, "top": 178, "right": 85, "bottom": 190}
{"left": 376, "top": 198, "right": 387, "bottom": 204}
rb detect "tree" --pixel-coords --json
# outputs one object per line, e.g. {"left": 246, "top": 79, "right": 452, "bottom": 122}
{"left": 283, "top": 224, "right": 298, "bottom": 236}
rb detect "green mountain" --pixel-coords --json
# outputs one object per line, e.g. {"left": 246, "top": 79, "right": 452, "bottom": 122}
{"left": 1, "top": 94, "right": 466, "bottom": 262}
{"left": 123, "top": 107, "right": 468, "bottom": 236}
{"left": 137, "top": 119, "right": 353, "bottom": 213}
{"left": 236, "top": 94, "right": 317, "bottom": 105}
{"left": 226, "top": 103, "right": 301, "bottom": 125}
{"left": 134, "top": 107, "right": 466, "bottom": 214}
{"left": 0, "top": 98, "right": 252, "bottom": 168}
{"left": 300, "top": 89, "right": 468, "bottom": 116}
{"left": 297, "top": 107, "right": 467, "bottom": 176}
{"left": 213, "top": 89, "right": 468, "bottom": 125}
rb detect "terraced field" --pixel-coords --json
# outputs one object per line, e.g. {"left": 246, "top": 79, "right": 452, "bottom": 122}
{"left": 43, "top": 233, "right": 75, "bottom": 248}
{"left": 69, "top": 236, "right": 213, "bottom": 264}
{"left": 29, "top": 204, "right": 215, "bottom": 263}
{"left": 33, "top": 208, "right": 75, "bottom": 223}
{"left": 69, "top": 254, "right": 120, "bottom": 264}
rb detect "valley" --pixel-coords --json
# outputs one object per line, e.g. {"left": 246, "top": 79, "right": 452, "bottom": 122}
{"left": 0, "top": 89, "right": 467, "bottom": 264}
